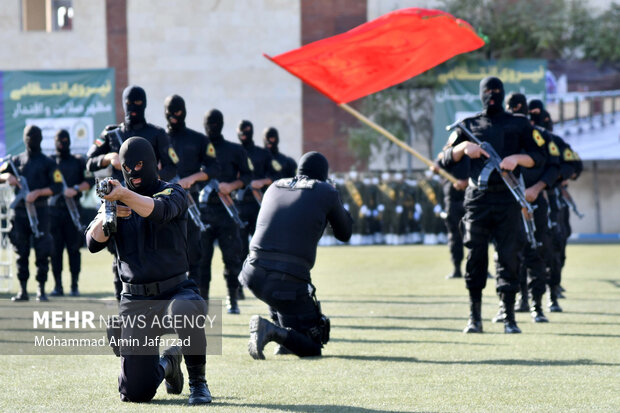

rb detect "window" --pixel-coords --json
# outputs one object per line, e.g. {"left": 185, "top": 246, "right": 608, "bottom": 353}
{"left": 21, "top": 0, "right": 73, "bottom": 32}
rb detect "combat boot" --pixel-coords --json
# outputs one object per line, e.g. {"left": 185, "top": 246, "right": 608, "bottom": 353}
{"left": 491, "top": 300, "right": 507, "bottom": 323}
{"left": 226, "top": 288, "right": 240, "bottom": 314}
{"left": 70, "top": 278, "right": 80, "bottom": 297}
{"left": 186, "top": 364, "right": 212, "bottom": 405}
{"left": 501, "top": 292, "right": 522, "bottom": 334}
{"left": 273, "top": 345, "right": 292, "bottom": 355}
{"left": 248, "top": 315, "right": 289, "bottom": 359}
{"left": 160, "top": 345, "right": 183, "bottom": 395}
{"left": 36, "top": 283, "right": 48, "bottom": 302}
{"left": 548, "top": 297, "right": 563, "bottom": 312}
{"left": 50, "top": 286, "right": 64, "bottom": 297}
{"left": 463, "top": 301, "right": 483, "bottom": 333}
{"left": 514, "top": 294, "right": 530, "bottom": 312}
{"left": 445, "top": 268, "right": 462, "bottom": 279}
{"left": 11, "top": 281, "right": 29, "bottom": 302}
{"left": 530, "top": 295, "right": 549, "bottom": 323}
{"left": 548, "top": 287, "right": 563, "bottom": 312}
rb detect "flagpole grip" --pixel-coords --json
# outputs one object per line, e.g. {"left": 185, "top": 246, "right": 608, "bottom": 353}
{"left": 339, "top": 103, "right": 457, "bottom": 184}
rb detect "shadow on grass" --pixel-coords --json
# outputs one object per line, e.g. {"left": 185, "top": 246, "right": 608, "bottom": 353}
{"left": 323, "top": 299, "right": 463, "bottom": 306}
{"left": 213, "top": 402, "right": 420, "bottom": 413}
{"left": 599, "top": 279, "right": 620, "bottom": 288}
{"left": 325, "top": 355, "right": 620, "bottom": 367}
{"left": 562, "top": 311, "right": 620, "bottom": 317}
{"left": 330, "top": 338, "right": 495, "bottom": 346}
{"left": 336, "top": 324, "right": 458, "bottom": 333}
{"left": 332, "top": 315, "right": 463, "bottom": 321}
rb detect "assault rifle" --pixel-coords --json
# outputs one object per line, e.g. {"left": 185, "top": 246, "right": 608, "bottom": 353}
{"left": 199, "top": 179, "right": 247, "bottom": 228}
{"left": 2, "top": 155, "right": 43, "bottom": 238}
{"left": 235, "top": 185, "right": 263, "bottom": 207}
{"left": 187, "top": 191, "right": 208, "bottom": 232}
{"left": 57, "top": 176, "right": 85, "bottom": 232}
{"left": 559, "top": 186, "right": 584, "bottom": 219}
{"left": 446, "top": 121, "right": 539, "bottom": 249}
{"left": 95, "top": 178, "right": 117, "bottom": 237}
{"left": 168, "top": 177, "right": 209, "bottom": 232}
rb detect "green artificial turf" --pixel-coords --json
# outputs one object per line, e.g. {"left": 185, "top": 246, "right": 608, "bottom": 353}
{"left": 0, "top": 244, "right": 618, "bottom": 412}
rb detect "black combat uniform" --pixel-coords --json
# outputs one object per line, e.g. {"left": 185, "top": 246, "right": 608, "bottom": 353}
{"left": 236, "top": 120, "right": 281, "bottom": 261}
{"left": 502, "top": 93, "right": 560, "bottom": 323}
{"left": 86, "top": 137, "right": 211, "bottom": 405}
{"left": 263, "top": 127, "right": 297, "bottom": 178}
{"left": 198, "top": 109, "right": 252, "bottom": 313}
{"left": 86, "top": 85, "right": 179, "bottom": 300}
{"left": 239, "top": 152, "right": 353, "bottom": 359}
{"left": 1, "top": 125, "right": 63, "bottom": 301}
{"left": 530, "top": 106, "right": 582, "bottom": 312}
{"left": 165, "top": 95, "right": 220, "bottom": 285}
{"left": 440, "top": 77, "right": 544, "bottom": 334}
{"left": 441, "top": 159, "right": 469, "bottom": 278}
{"left": 48, "top": 130, "right": 94, "bottom": 296}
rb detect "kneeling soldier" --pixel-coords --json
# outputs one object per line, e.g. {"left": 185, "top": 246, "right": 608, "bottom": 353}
{"left": 86, "top": 137, "right": 211, "bottom": 404}
{"left": 239, "top": 152, "right": 352, "bottom": 358}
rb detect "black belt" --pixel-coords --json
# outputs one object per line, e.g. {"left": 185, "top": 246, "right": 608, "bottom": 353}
{"left": 249, "top": 250, "right": 311, "bottom": 268}
{"left": 468, "top": 179, "right": 508, "bottom": 192}
{"left": 122, "top": 273, "right": 187, "bottom": 297}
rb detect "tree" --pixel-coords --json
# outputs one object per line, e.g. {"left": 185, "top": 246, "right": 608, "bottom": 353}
{"left": 345, "top": 0, "right": 619, "bottom": 167}
{"left": 346, "top": 74, "right": 437, "bottom": 170}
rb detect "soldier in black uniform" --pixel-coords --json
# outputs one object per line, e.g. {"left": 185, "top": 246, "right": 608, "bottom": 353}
{"left": 263, "top": 127, "right": 297, "bottom": 178}
{"left": 86, "top": 85, "right": 179, "bottom": 300}
{"left": 48, "top": 129, "right": 94, "bottom": 297}
{"left": 0, "top": 125, "right": 63, "bottom": 301}
{"left": 164, "top": 94, "right": 220, "bottom": 286}
{"left": 198, "top": 109, "right": 252, "bottom": 314}
{"left": 236, "top": 120, "right": 281, "bottom": 261}
{"left": 433, "top": 157, "right": 469, "bottom": 279}
{"left": 529, "top": 103, "right": 582, "bottom": 312}
{"left": 440, "top": 77, "right": 545, "bottom": 334}
{"left": 498, "top": 93, "right": 560, "bottom": 323}
{"left": 86, "top": 137, "right": 211, "bottom": 405}
{"left": 239, "top": 152, "right": 353, "bottom": 359}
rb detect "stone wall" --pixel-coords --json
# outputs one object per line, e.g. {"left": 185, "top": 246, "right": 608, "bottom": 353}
{"left": 125, "top": 0, "right": 302, "bottom": 159}
{"left": 0, "top": 0, "right": 107, "bottom": 70}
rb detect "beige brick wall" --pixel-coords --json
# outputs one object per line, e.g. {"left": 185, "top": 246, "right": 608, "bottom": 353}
{"left": 0, "top": 0, "right": 107, "bottom": 69}
{"left": 126, "top": 0, "right": 302, "bottom": 160}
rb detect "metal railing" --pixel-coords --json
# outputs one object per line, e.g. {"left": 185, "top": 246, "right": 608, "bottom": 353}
{"left": 547, "top": 90, "right": 620, "bottom": 129}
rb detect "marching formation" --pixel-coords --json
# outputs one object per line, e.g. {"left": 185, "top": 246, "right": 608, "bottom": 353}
{"left": 0, "top": 77, "right": 583, "bottom": 404}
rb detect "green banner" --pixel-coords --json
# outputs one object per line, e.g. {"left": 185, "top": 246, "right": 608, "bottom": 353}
{"left": 432, "top": 59, "right": 546, "bottom": 156}
{"left": 1, "top": 69, "right": 115, "bottom": 157}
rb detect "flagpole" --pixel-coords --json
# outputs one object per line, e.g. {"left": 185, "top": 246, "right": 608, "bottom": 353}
{"left": 338, "top": 103, "right": 458, "bottom": 184}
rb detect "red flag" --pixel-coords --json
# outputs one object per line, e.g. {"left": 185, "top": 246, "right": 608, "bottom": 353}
{"left": 265, "top": 8, "right": 484, "bottom": 104}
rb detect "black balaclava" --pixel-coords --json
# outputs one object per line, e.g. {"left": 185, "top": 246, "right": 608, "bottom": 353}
{"left": 122, "top": 85, "right": 147, "bottom": 129}
{"left": 298, "top": 151, "right": 328, "bottom": 182}
{"left": 506, "top": 92, "right": 528, "bottom": 115}
{"left": 55, "top": 129, "right": 71, "bottom": 158}
{"left": 164, "top": 94, "right": 186, "bottom": 133}
{"left": 528, "top": 99, "right": 545, "bottom": 126}
{"left": 541, "top": 109, "right": 554, "bottom": 132}
{"left": 479, "top": 76, "right": 505, "bottom": 116}
{"left": 263, "top": 127, "right": 279, "bottom": 154}
{"left": 119, "top": 136, "right": 159, "bottom": 196}
{"left": 204, "top": 109, "right": 224, "bottom": 143}
{"left": 237, "top": 120, "right": 254, "bottom": 148}
{"left": 24, "top": 125, "right": 43, "bottom": 154}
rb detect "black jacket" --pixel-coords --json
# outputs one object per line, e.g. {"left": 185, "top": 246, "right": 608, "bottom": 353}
{"left": 86, "top": 122, "right": 178, "bottom": 181}
{"left": 249, "top": 177, "right": 352, "bottom": 280}
{"left": 86, "top": 181, "right": 189, "bottom": 284}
